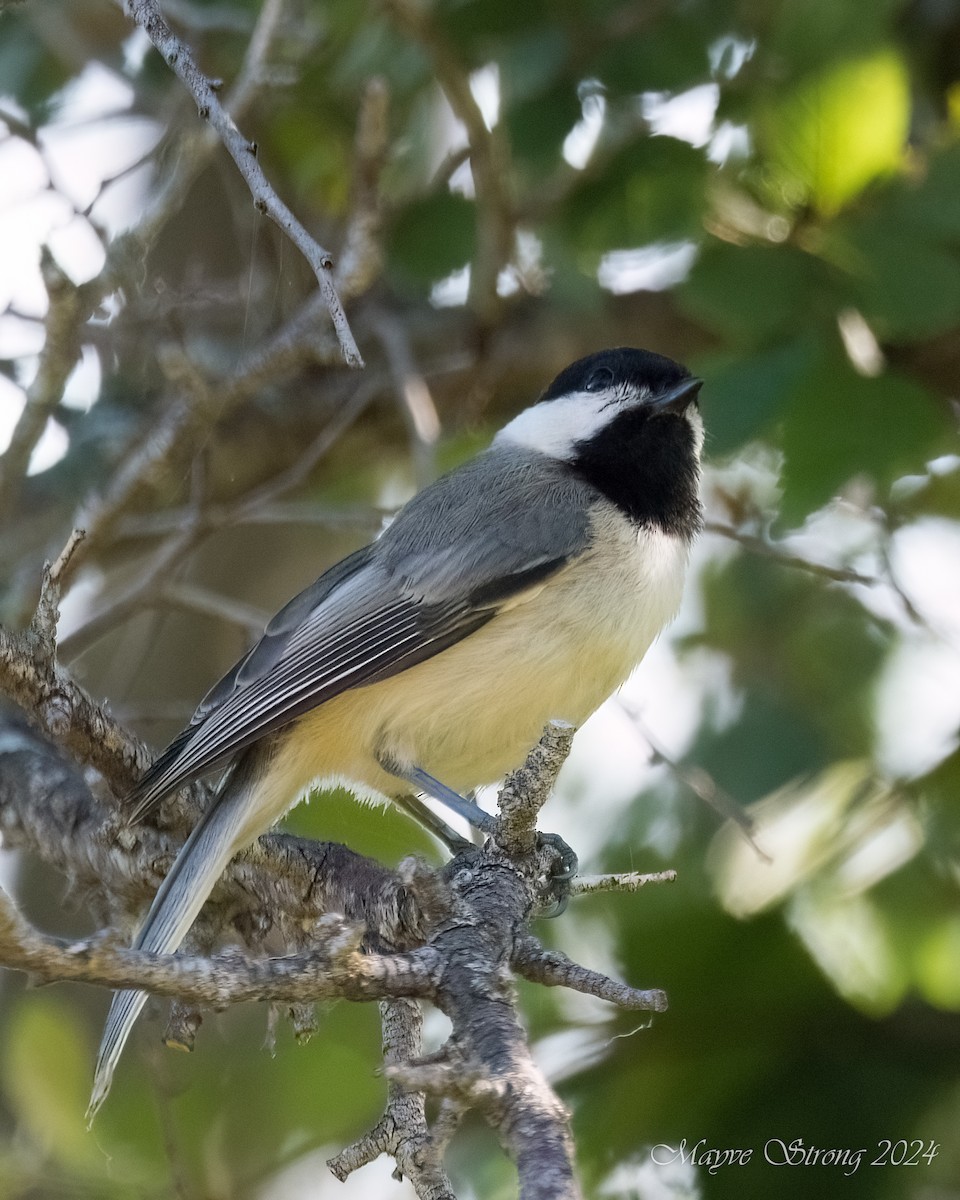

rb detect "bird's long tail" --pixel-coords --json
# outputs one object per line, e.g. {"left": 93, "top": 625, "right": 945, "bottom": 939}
{"left": 87, "top": 761, "right": 264, "bottom": 1122}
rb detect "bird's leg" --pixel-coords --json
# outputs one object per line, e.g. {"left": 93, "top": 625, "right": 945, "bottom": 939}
{"left": 391, "top": 791, "right": 474, "bottom": 855}
{"left": 381, "top": 756, "right": 578, "bottom": 912}
{"left": 381, "top": 754, "right": 500, "bottom": 847}
{"left": 398, "top": 764, "right": 498, "bottom": 833}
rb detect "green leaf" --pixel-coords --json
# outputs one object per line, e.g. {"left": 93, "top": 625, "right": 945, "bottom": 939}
{"left": 270, "top": 110, "right": 352, "bottom": 215}
{"left": 497, "top": 26, "right": 570, "bottom": 102}
{"left": 759, "top": 48, "right": 909, "bottom": 214}
{"left": 594, "top": 11, "right": 716, "bottom": 94}
{"left": 505, "top": 77, "right": 582, "bottom": 172}
{"left": 2, "top": 995, "right": 97, "bottom": 1170}
{"left": 695, "top": 553, "right": 888, "bottom": 763}
{"left": 560, "top": 136, "right": 706, "bottom": 260}
{"left": 386, "top": 192, "right": 476, "bottom": 286}
{"left": 328, "top": 15, "right": 429, "bottom": 95}
{"left": 766, "top": 0, "right": 901, "bottom": 76}
{"left": 862, "top": 143, "right": 960, "bottom": 243}
{"left": 830, "top": 214, "right": 960, "bottom": 339}
{"left": 699, "top": 337, "right": 817, "bottom": 455}
{"left": 439, "top": 0, "right": 550, "bottom": 43}
{"left": 779, "top": 343, "right": 948, "bottom": 523}
{"left": 917, "top": 918, "right": 960, "bottom": 1008}
{"left": 679, "top": 241, "right": 833, "bottom": 347}
{"left": 893, "top": 461, "right": 960, "bottom": 521}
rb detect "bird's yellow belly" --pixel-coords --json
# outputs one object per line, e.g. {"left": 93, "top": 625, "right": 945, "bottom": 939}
{"left": 261, "top": 519, "right": 689, "bottom": 820}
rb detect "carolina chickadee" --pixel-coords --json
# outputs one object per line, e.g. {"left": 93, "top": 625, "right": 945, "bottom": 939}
{"left": 89, "top": 346, "right": 703, "bottom": 1116}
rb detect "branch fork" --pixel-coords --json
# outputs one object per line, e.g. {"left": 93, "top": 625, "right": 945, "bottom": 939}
{"left": 0, "top": 565, "right": 674, "bottom": 1200}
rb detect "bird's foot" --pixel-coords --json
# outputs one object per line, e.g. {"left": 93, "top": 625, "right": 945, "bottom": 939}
{"left": 537, "top": 831, "right": 578, "bottom": 916}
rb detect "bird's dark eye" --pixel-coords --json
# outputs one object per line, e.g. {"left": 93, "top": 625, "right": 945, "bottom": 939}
{"left": 584, "top": 366, "right": 614, "bottom": 392}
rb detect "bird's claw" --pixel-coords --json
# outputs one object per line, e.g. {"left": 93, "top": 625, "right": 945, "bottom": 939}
{"left": 538, "top": 830, "right": 578, "bottom": 879}
{"left": 537, "top": 831, "right": 578, "bottom": 917}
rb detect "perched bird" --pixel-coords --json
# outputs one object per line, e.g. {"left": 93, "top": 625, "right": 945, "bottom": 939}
{"left": 89, "top": 346, "right": 703, "bottom": 1117}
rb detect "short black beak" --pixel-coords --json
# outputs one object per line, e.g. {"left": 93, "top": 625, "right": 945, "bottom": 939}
{"left": 651, "top": 376, "right": 702, "bottom": 415}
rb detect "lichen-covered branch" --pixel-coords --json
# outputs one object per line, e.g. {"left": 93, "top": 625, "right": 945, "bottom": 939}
{"left": 0, "top": 889, "right": 439, "bottom": 1004}
{"left": 0, "top": 683, "right": 667, "bottom": 1198}
{"left": 329, "top": 999, "right": 457, "bottom": 1200}
{"left": 0, "top": 557, "right": 667, "bottom": 1199}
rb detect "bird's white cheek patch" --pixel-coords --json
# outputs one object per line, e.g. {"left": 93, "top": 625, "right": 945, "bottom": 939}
{"left": 495, "top": 390, "right": 618, "bottom": 459}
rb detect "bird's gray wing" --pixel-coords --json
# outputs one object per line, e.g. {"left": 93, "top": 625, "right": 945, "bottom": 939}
{"left": 126, "top": 447, "right": 596, "bottom": 821}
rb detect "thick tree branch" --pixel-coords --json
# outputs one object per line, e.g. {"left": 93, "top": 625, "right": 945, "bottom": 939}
{"left": 0, "top": 890, "right": 439, "bottom": 1003}
{"left": 0, "top": 698, "right": 666, "bottom": 1199}
{"left": 0, "top": 702, "right": 426, "bottom": 948}
{"left": 0, "top": 539, "right": 668, "bottom": 1199}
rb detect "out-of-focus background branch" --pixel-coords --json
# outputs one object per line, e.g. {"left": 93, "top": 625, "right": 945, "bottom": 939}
{"left": 0, "top": 0, "right": 959, "bottom": 1197}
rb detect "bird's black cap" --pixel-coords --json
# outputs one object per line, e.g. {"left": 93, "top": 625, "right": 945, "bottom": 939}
{"left": 539, "top": 347, "right": 694, "bottom": 405}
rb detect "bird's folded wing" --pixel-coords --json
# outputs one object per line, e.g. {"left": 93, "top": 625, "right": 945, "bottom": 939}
{"left": 126, "top": 449, "right": 596, "bottom": 821}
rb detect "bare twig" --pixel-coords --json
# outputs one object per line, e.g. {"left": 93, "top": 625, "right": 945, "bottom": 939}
{"left": 386, "top": 1058, "right": 505, "bottom": 1104}
{"left": 329, "top": 999, "right": 456, "bottom": 1199}
{"left": 62, "top": 341, "right": 368, "bottom": 588}
{"left": 571, "top": 869, "right": 677, "bottom": 896}
{"left": 428, "top": 145, "right": 471, "bottom": 194}
{"left": 113, "top": 500, "right": 382, "bottom": 540}
{"left": 226, "top": 377, "right": 380, "bottom": 518}
{"left": 103, "top": 0, "right": 297, "bottom": 276}
{"left": 335, "top": 76, "right": 389, "bottom": 301}
{"left": 64, "top": 398, "right": 197, "bottom": 585}
{"left": 59, "top": 378, "right": 378, "bottom": 659}
{"left": 0, "top": 251, "right": 88, "bottom": 517}
{"left": 158, "top": 580, "right": 268, "bottom": 636}
{"left": 29, "top": 528, "right": 87, "bottom": 650}
{"left": 122, "top": 0, "right": 362, "bottom": 366}
{"left": 0, "top": 648, "right": 665, "bottom": 1198}
{"left": 495, "top": 720, "right": 576, "bottom": 857}
{"left": 875, "top": 515, "right": 928, "bottom": 627}
{"left": 704, "top": 519, "right": 876, "bottom": 586}
{"left": 2, "top": 0, "right": 323, "bottom": 542}
{"left": 512, "top": 935, "right": 667, "bottom": 1011}
{"left": 372, "top": 310, "right": 441, "bottom": 488}
{"left": 58, "top": 519, "right": 205, "bottom": 660}
{"left": 620, "top": 700, "right": 765, "bottom": 853}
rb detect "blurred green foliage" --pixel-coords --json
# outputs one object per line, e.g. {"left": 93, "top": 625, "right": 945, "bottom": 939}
{"left": 1, "top": 0, "right": 959, "bottom": 1197}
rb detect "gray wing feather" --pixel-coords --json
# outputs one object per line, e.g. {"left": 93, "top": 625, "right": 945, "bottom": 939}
{"left": 127, "top": 447, "right": 595, "bottom": 820}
